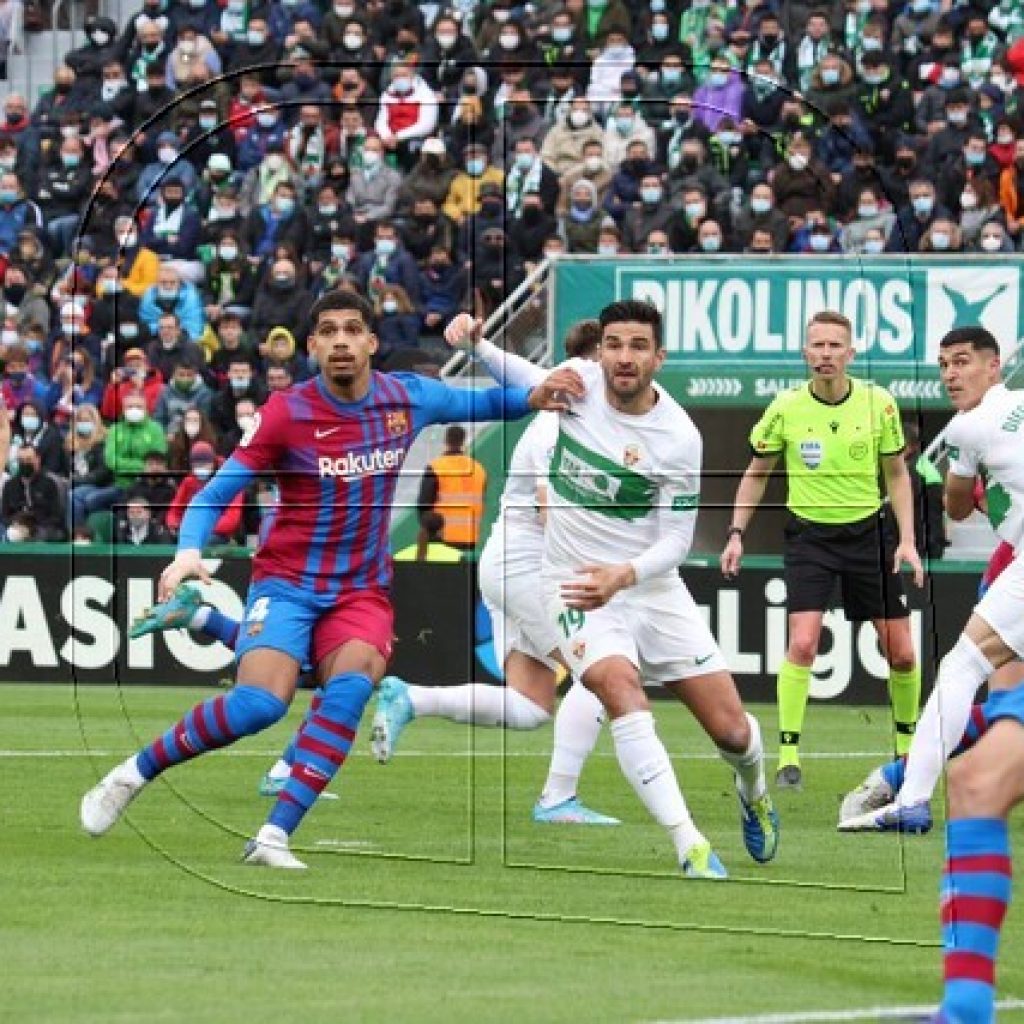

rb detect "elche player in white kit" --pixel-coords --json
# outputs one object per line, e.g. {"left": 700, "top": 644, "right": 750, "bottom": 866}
{"left": 372, "top": 319, "right": 622, "bottom": 825}
{"left": 450, "top": 298, "right": 779, "bottom": 878}
{"left": 841, "top": 325, "right": 1024, "bottom": 833}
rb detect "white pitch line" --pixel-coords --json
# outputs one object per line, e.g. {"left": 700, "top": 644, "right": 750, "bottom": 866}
{"left": 0, "top": 753, "right": 897, "bottom": 761}
{"left": 644, "top": 999, "right": 1024, "bottom": 1024}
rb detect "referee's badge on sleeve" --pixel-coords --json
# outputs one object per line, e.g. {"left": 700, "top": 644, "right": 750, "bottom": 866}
{"left": 799, "top": 439, "right": 824, "bottom": 470}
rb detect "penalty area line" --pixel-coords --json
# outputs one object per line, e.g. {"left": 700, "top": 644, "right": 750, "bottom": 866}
{"left": 643, "top": 998, "right": 1024, "bottom": 1024}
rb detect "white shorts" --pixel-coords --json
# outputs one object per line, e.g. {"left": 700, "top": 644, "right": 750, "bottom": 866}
{"left": 542, "top": 576, "right": 728, "bottom": 684}
{"left": 479, "top": 532, "right": 561, "bottom": 672}
{"left": 976, "top": 551, "right": 1024, "bottom": 657}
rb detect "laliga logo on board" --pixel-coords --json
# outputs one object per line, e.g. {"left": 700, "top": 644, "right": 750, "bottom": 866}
{"left": 923, "top": 268, "right": 1018, "bottom": 360}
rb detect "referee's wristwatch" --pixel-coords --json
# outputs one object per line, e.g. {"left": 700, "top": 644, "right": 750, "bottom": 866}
{"left": 726, "top": 526, "right": 744, "bottom": 541}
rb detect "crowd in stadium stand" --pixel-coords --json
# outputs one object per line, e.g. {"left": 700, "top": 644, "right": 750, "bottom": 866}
{"left": 0, "top": 0, "right": 1021, "bottom": 543}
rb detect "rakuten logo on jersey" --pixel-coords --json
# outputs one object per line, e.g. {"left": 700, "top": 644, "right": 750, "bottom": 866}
{"left": 318, "top": 447, "right": 406, "bottom": 479}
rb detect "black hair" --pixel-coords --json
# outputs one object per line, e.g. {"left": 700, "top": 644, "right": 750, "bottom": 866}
{"left": 445, "top": 424, "right": 466, "bottom": 449}
{"left": 309, "top": 289, "right": 375, "bottom": 330}
{"left": 939, "top": 326, "right": 1000, "bottom": 354}
{"left": 599, "top": 299, "right": 663, "bottom": 349}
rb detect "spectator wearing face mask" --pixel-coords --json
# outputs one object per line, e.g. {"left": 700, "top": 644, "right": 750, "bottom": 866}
{"left": 891, "top": 0, "right": 941, "bottom": 64}
{"left": 557, "top": 141, "right": 611, "bottom": 216}
{"left": 918, "top": 72, "right": 974, "bottom": 142}
{"left": 112, "top": 216, "right": 160, "bottom": 299}
{"left": 201, "top": 232, "right": 257, "bottom": 321}
{"left": 1, "top": 345, "right": 46, "bottom": 411}
{"left": 167, "top": 407, "right": 218, "bottom": 474}
{"left": 355, "top": 222, "right": 421, "bottom": 306}
{"left": 236, "top": 104, "right": 289, "bottom": 173}
{"left": 958, "top": 179, "right": 1006, "bottom": 246}
{"left": 791, "top": 214, "right": 843, "bottom": 254}
{"left": 49, "top": 350, "right": 103, "bottom": 422}
{"left": 135, "top": 130, "right": 198, "bottom": 205}
{"left": 0, "top": 174, "right": 42, "bottom": 258}
{"left": 693, "top": 59, "right": 744, "bottom": 131}
{"left": 68, "top": 403, "right": 115, "bottom": 529}
{"left": 773, "top": 135, "right": 836, "bottom": 218}
{"left": 105, "top": 392, "right": 168, "bottom": 491}
{"left": 396, "top": 140, "right": 457, "bottom": 221}
{"left": 541, "top": 99, "right": 604, "bottom": 177}
{"left": 886, "top": 178, "right": 949, "bottom": 251}
{"left": 243, "top": 180, "right": 307, "bottom": 260}
{"left": 250, "top": 259, "right": 313, "bottom": 344}
{"left": 840, "top": 186, "right": 896, "bottom": 252}
{"left": 64, "top": 16, "right": 121, "bottom": 95}
{"left": 2, "top": 266, "right": 49, "bottom": 338}
{"left": 346, "top": 134, "right": 403, "bottom": 231}
{"left": 443, "top": 143, "right": 504, "bottom": 224}
{"left": 140, "top": 180, "right": 204, "bottom": 284}
{"left": 375, "top": 63, "right": 440, "bottom": 173}
{"left": 444, "top": 92, "right": 496, "bottom": 163}
{"left": 621, "top": 172, "right": 673, "bottom": 253}
{"left": 373, "top": 285, "right": 420, "bottom": 369}
{"left": 154, "top": 353, "right": 213, "bottom": 435}
{"left": 695, "top": 218, "right": 730, "bottom": 255}
{"left": 11, "top": 400, "right": 65, "bottom": 475}
{"left": 939, "top": 130, "right": 1000, "bottom": 215}
{"left": 36, "top": 134, "right": 93, "bottom": 255}
{"left": 165, "top": 440, "right": 242, "bottom": 544}
{"left": 418, "top": 247, "right": 467, "bottom": 338}
{"left": 920, "top": 217, "right": 963, "bottom": 252}
{"left": 562, "top": 177, "right": 603, "bottom": 253}
{"left": 114, "top": 496, "right": 172, "bottom": 546}
{"left": 209, "top": 356, "right": 264, "bottom": 436}
{"left": 225, "top": 16, "right": 282, "bottom": 84}
{"left": 973, "top": 219, "right": 1015, "bottom": 253}
{"left": 604, "top": 139, "right": 656, "bottom": 222}
{"left": 1, "top": 444, "right": 66, "bottom": 542}
{"left": 99, "top": 349, "right": 162, "bottom": 421}
{"left": 857, "top": 55, "right": 915, "bottom": 163}
{"left": 140, "top": 268, "right": 206, "bottom": 343}
{"left": 734, "top": 182, "right": 790, "bottom": 252}
{"left": 602, "top": 102, "right": 656, "bottom": 171}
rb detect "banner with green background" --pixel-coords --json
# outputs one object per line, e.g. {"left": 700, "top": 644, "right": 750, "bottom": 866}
{"left": 551, "top": 255, "right": 1024, "bottom": 409}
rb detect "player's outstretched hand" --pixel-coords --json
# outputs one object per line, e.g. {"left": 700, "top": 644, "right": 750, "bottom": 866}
{"left": 720, "top": 535, "right": 743, "bottom": 578}
{"left": 530, "top": 366, "right": 585, "bottom": 412}
{"left": 444, "top": 312, "right": 484, "bottom": 349}
{"left": 893, "top": 539, "right": 925, "bottom": 589}
{"left": 158, "top": 549, "right": 210, "bottom": 603}
{"left": 561, "top": 563, "right": 635, "bottom": 611}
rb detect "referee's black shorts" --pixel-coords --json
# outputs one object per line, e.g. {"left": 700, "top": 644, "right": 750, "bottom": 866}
{"left": 783, "top": 511, "right": 909, "bottom": 622}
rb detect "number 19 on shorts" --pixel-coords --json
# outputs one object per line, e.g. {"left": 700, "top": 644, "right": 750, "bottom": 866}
{"left": 558, "top": 607, "right": 586, "bottom": 638}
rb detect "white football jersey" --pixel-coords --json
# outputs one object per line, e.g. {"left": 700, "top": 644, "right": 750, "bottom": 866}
{"left": 486, "top": 411, "right": 559, "bottom": 570}
{"left": 542, "top": 360, "right": 701, "bottom": 583}
{"left": 946, "top": 383, "right": 1024, "bottom": 550}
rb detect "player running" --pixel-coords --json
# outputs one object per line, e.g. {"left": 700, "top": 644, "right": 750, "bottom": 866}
{"left": 372, "top": 318, "right": 618, "bottom": 825}
{"left": 456, "top": 297, "right": 779, "bottom": 878}
{"left": 79, "top": 291, "right": 577, "bottom": 869}
{"left": 839, "top": 326, "right": 1024, "bottom": 834}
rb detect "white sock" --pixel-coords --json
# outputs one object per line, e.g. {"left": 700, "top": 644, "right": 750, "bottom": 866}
{"left": 256, "top": 823, "right": 289, "bottom": 848}
{"left": 124, "top": 756, "right": 147, "bottom": 788}
{"left": 407, "top": 684, "right": 550, "bottom": 729}
{"left": 268, "top": 758, "right": 291, "bottom": 781}
{"left": 717, "top": 712, "right": 767, "bottom": 803}
{"left": 190, "top": 605, "right": 211, "bottom": 630}
{"left": 610, "top": 711, "right": 704, "bottom": 860}
{"left": 539, "top": 681, "right": 606, "bottom": 808}
{"left": 899, "top": 635, "right": 994, "bottom": 807}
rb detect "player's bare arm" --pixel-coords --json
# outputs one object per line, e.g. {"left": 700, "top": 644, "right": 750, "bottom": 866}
{"left": 881, "top": 452, "right": 925, "bottom": 587}
{"left": 528, "top": 366, "right": 586, "bottom": 411}
{"left": 720, "top": 454, "right": 778, "bottom": 579}
{"left": 945, "top": 472, "right": 977, "bottom": 522}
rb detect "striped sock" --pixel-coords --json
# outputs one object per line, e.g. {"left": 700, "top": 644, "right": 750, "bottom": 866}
{"left": 279, "top": 690, "right": 324, "bottom": 768}
{"left": 136, "top": 685, "right": 288, "bottom": 780}
{"left": 268, "top": 673, "right": 373, "bottom": 836}
{"left": 198, "top": 608, "right": 240, "bottom": 649}
{"left": 952, "top": 704, "right": 990, "bottom": 759}
{"left": 940, "top": 817, "right": 1012, "bottom": 1024}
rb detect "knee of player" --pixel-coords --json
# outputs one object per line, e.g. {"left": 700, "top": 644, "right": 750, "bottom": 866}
{"left": 888, "top": 647, "right": 917, "bottom": 673}
{"left": 713, "top": 711, "right": 752, "bottom": 754}
{"left": 232, "top": 684, "right": 290, "bottom": 730}
{"left": 505, "top": 691, "right": 552, "bottom": 729}
{"left": 786, "top": 639, "right": 818, "bottom": 665}
{"left": 946, "top": 754, "right": 1003, "bottom": 818}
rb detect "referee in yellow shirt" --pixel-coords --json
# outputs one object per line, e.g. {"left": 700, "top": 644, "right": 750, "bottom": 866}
{"left": 721, "top": 310, "right": 925, "bottom": 790}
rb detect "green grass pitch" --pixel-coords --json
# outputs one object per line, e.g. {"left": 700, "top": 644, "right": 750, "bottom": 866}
{"left": 5, "top": 683, "right": 1024, "bottom": 1023}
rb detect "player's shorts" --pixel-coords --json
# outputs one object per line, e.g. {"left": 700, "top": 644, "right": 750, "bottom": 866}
{"left": 478, "top": 532, "right": 560, "bottom": 672}
{"left": 783, "top": 511, "right": 909, "bottom": 621}
{"left": 977, "top": 682, "right": 1024, "bottom": 730}
{"left": 542, "top": 575, "right": 728, "bottom": 684}
{"left": 979, "top": 540, "right": 1015, "bottom": 598}
{"left": 234, "top": 576, "right": 394, "bottom": 667}
{"left": 975, "top": 551, "right": 1024, "bottom": 658}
